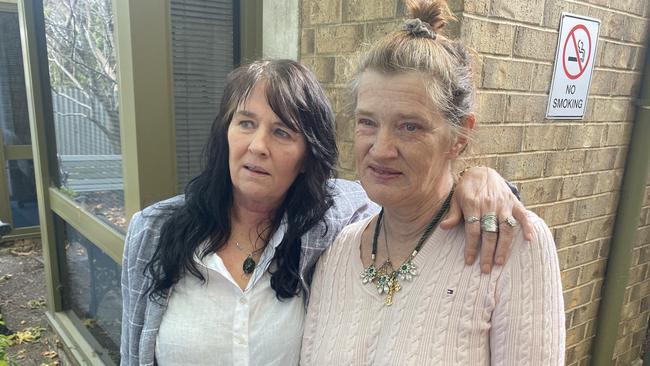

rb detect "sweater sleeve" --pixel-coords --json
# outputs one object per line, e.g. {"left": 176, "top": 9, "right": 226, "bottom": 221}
{"left": 490, "top": 215, "right": 565, "bottom": 366}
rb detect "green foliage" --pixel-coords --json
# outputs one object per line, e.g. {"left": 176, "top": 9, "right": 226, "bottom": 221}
{"left": 0, "top": 314, "right": 48, "bottom": 364}
{"left": 0, "top": 315, "right": 12, "bottom": 364}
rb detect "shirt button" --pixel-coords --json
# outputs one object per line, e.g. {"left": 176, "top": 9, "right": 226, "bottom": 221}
{"left": 239, "top": 297, "right": 247, "bottom": 305}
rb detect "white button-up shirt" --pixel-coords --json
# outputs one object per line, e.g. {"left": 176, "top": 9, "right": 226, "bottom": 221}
{"left": 155, "top": 223, "right": 305, "bottom": 366}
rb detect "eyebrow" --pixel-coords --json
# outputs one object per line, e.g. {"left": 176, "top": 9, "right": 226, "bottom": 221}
{"left": 354, "top": 108, "right": 426, "bottom": 121}
{"left": 236, "top": 109, "right": 297, "bottom": 131}
{"left": 236, "top": 110, "right": 256, "bottom": 118}
{"left": 395, "top": 112, "right": 426, "bottom": 121}
{"left": 354, "top": 108, "right": 374, "bottom": 117}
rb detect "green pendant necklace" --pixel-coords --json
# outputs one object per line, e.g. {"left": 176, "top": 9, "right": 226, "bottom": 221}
{"left": 360, "top": 186, "right": 454, "bottom": 306}
{"left": 236, "top": 241, "right": 265, "bottom": 275}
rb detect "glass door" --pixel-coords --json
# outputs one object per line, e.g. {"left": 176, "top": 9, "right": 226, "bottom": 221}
{"left": 0, "top": 1, "right": 39, "bottom": 240}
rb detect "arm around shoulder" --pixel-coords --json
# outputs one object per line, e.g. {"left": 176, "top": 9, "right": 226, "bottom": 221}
{"left": 328, "top": 178, "right": 379, "bottom": 226}
{"left": 490, "top": 213, "right": 565, "bottom": 365}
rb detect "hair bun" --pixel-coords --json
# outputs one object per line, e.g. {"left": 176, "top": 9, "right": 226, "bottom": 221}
{"left": 403, "top": 18, "right": 437, "bottom": 39}
{"left": 405, "top": 0, "right": 452, "bottom": 32}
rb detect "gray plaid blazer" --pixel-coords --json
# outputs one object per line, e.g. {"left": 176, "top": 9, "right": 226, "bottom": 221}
{"left": 120, "top": 179, "right": 378, "bottom": 366}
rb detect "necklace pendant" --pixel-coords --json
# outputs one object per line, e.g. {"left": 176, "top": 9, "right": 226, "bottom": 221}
{"left": 376, "top": 274, "right": 391, "bottom": 294}
{"left": 242, "top": 255, "right": 256, "bottom": 275}
{"left": 384, "top": 277, "right": 401, "bottom": 306}
{"left": 397, "top": 259, "right": 418, "bottom": 281}
{"left": 360, "top": 264, "right": 378, "bottom": 284}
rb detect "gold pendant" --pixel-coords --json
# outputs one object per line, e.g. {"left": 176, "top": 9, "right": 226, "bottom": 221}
{"left": 384, "top": 277, "right": 401, "bottom": 306}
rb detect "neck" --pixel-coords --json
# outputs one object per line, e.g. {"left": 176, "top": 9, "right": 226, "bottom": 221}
{"left": 382, "top": 174, "right": 454, "bottom": 244}
{"left": 231, "top": 193, "right": 280, "bottom": 232}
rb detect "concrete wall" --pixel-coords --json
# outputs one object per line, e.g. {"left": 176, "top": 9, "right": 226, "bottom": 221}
{"left": 298, "top": 0, "right": 650, "bottom": 365}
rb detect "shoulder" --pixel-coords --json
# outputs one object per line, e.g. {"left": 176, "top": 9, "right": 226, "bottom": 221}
{"left": 502, "top": 210, "right": 559, "bottom": 276}
{"left": 338, "top": 215, "right": 374, "bottom": 240}
{"left": 302, "top": 179, "right": 376, "bottom": 246}
{"left": 321, "top": 215, "right": 373, "bottom": 263}
{"left": 518, "top": 210, "right": 554, "bottom": 253}
{"left": 129, "top": 195, "right": 184, "bottom": 233}
{"left": 124, "top": 195, "right": 185, "bottom": 265}
{"left": 138, "top": 195, "right": 185, "bottom": 220}
{"left": 325, "top": 179, "right": 379, "bottom": 222}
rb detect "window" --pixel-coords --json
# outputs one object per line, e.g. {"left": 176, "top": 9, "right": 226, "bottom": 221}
{"left": 171, "top": 0, "right": 235, "bottom": 191}
{"left": 43, "top": 0, "right": 125, "bottom": 232}
{"left": 0, "top": 6, "right": 39, "bottom": 237}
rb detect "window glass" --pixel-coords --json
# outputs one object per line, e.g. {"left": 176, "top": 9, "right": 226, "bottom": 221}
{"left": 171, "top": 0, "right": 234, "bottom": 191}
{"left": 60, "top": 220, "right": 121, "bottom": 364}
{"left": 0, "top": 11, "right": 31, "bottom": 146}
{"left": 6, "top": 159, "right": 39, "bottom": 227}
{"left": 43, "top": 0, "right": 126, "bottom": 231}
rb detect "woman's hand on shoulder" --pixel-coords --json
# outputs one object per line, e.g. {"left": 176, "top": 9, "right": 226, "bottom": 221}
{"left": 439, "top": 167, "right": 534, "bottom": 274}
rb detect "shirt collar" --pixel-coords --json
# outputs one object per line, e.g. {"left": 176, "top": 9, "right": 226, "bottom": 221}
{"left": 193, "top": 215, "right": 288, "bottom": 272}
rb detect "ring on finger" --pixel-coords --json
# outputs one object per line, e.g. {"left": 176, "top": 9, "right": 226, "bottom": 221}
{"left": 465, "top": 216, "right": 480, "bottom": 224}
{"left": 480, "top": 212, "right": 499, "bottom": 233}
{"left": 501, "top": 216, "right": 518, "bottom": 227}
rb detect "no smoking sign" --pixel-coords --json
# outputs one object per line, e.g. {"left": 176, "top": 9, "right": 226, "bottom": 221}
{"left": 546, "top": 13, "right": 600, "bottom": 119}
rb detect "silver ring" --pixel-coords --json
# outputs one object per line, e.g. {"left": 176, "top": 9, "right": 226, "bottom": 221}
{"left": 480, "top": 212, "right": 499, "bottom": 233}
{"left": 465, "top": 216, "right": 480, "bottom": 224}
{"left": 502, "top": 216, "right": 518, "bottom": 227}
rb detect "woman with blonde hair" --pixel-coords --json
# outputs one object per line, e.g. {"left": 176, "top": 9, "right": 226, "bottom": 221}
{"left": 301, "top": 1, "right": 565, "bottom": 364}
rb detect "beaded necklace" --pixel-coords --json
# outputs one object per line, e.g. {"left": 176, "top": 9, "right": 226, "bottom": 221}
{"left": 360, "top": 186, "right": 454, "bottom": 306}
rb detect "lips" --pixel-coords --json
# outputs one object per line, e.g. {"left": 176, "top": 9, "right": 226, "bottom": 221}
{"left": 244, "top": 163, "right": 270, "bottom": 175}
{"left": 368, "top": 163, "right": 401, "bottom": 178}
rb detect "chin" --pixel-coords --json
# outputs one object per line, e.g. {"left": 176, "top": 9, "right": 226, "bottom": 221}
{"left": 235, "top": 184, "right": 270, "bottom": 200}
{"left": 363, "top": 186, "right": 401, "bottom": 208}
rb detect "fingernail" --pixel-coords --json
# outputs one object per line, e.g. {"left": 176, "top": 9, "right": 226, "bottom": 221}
{"left": 481, "top": 264, "right": 491, "bottom": 273}
{"left": 495, "top": 256, "right": 504, "bottom": 265}
{"left": 465, "top": 255, "right": 475, "bottom": 264}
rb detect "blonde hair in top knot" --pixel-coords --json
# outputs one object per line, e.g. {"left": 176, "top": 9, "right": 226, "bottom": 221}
{"left": 405, "top": 0, "right": 454, "bottom": 32}
{"left": 350, "top": 0, "right": 475, "bottom": 143}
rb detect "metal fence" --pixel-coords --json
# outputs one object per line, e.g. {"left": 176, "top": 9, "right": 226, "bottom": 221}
{"left": 51, "top": 87, "right": 118, "bottom": 155}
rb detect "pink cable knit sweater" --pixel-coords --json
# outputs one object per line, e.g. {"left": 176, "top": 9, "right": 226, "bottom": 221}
{"left": 301, "top": 212, "right": 565, "bottom": 366}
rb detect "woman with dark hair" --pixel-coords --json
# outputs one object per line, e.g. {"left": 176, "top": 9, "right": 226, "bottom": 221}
{"left": 120, "top": 59, "right": 529, "bottom": 366}
{"left": 301, "top": 1, "right": 564, "bottom": 365}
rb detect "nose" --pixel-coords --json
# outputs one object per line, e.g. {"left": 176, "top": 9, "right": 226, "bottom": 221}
{"left": 248, "top": 129, "right": 270, "bottom": 156}
{"left": 369, "top": 125, "right": 398, "bottom": 159}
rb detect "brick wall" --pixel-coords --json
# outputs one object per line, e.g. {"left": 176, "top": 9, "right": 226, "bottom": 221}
{"left": 299, "top": 0, "right": 650, "bottom": 364}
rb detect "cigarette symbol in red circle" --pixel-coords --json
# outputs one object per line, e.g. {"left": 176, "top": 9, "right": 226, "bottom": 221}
{"left": 562, "top": 24, "right": 592, "bottom": 80}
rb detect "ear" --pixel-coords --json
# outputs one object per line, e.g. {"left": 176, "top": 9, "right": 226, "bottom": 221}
{"left": 449, "top": 114, "right": 476, "bottom": 158}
